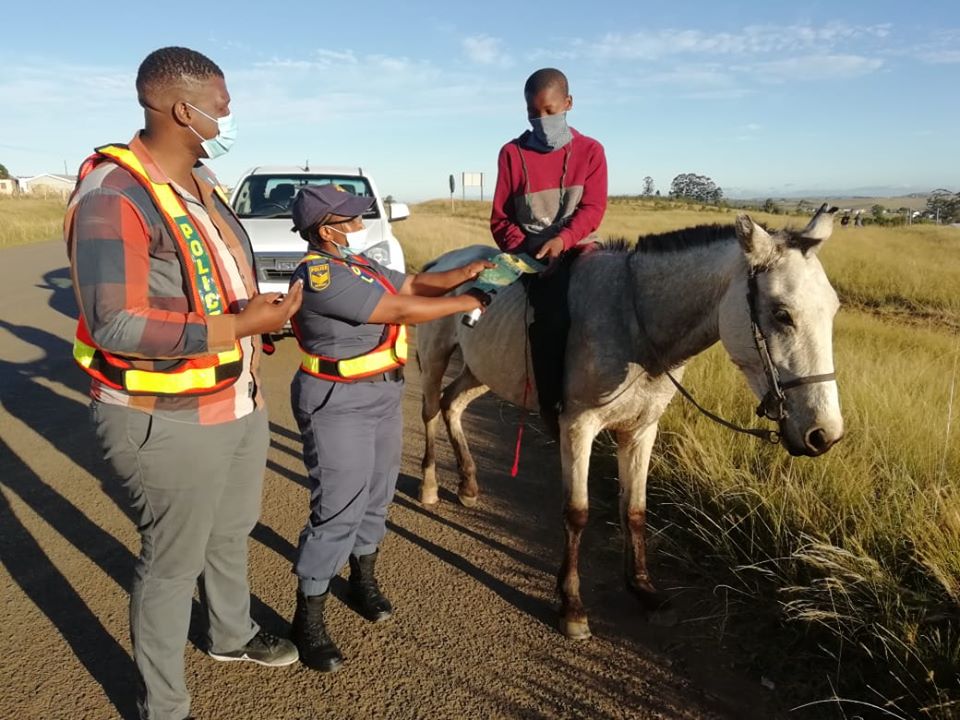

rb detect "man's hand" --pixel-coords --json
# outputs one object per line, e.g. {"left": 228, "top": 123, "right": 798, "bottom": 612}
{"left": 235, "top": 279, "right": 304, "bottom": 337}
{"left": 460, "top": 259, "right": 497, "bottom": 282}
{"left": 535, "top": 237, "right": 566, "bottom": 262}
{"left": 463, "top": 287, "right": 493, "bottom": 311}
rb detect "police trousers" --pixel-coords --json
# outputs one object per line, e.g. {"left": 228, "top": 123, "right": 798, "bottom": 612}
{"left": 91, "top": 402, "right": 266, "bottom": 720}
{"left": 291, "top": 372, "right": 404, "bottom": 594}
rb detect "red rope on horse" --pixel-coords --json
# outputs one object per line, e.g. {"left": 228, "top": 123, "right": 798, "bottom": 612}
{"left": 511, "top": 285, "right": 533, "bottom": 479}
{"left": 511, "top": 378, "right": 531, "bottom": 478}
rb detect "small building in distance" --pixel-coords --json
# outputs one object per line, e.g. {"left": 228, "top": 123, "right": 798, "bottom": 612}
{"left": 19, "top": 173, "right": 76, "bottom": 198}
{"left": 0, "top": 177, "right": 18, "bottom": 196}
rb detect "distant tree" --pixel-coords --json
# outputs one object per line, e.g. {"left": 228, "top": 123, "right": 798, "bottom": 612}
{"left": 762, "top": 198, "right": 781, "bottom": 214}
{"left": 0, "top": 163, "right": 9, "bottom": 180}
{"left": 870, "top": 204, "right": 886, "bottom": 221}
{"left": 641, "top": 176, "right": 655, "bottom": 196}
{"left": 927, "top": 189, "right": 960, "bottom": 224}
{"left": 795, "top": 199, "right": 812, "bottom": 214}
{"left": 669, "top": 173, "right": 723, "bottom": 204}
{"left": 655, "top": 189, "right": 661, "bottom": 197}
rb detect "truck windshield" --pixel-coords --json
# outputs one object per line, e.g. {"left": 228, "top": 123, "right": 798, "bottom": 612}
{"left": 231, "top": 175, "right": 379, "bottom": 219}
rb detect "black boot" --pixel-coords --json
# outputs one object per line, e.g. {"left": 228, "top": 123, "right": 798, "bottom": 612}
{"left": 348, "top": 551, "right": 393, "bottom": 622}
{"left": 291, "top": 591, "right": 343, "bottom": 672}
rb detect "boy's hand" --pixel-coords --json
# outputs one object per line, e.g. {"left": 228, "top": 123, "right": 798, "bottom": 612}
{"left": 535, "top": 237, "right": 565, "bottom": 261}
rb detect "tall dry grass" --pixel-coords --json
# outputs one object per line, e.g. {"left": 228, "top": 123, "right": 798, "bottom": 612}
{"left": 396, "top": 198, "right": 960, "bottom": 717}
{"left": 0, "top": 196, "right": 66, "bottom": 248}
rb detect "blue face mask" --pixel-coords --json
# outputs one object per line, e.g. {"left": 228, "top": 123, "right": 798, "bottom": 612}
{"left": 529, "top": 112, "right": 572, "bottom": 151}
{"left": 324, "top": 225, "right": 369, "bottom": 253}
{"left": 186, "top": 103, "right": 238, "bottom": 159}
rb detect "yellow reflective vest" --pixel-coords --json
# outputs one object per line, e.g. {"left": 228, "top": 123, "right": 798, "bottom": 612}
{"left": 71, "top": 144, "right": 244, "bottom": 396}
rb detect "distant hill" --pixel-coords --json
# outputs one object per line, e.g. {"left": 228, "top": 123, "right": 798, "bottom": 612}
{"left": 732, "top": 194, "right": 931, "bottom": 212}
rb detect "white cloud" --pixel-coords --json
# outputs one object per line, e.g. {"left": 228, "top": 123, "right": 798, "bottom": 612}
{"left": 742, "top": 54, "right": 884, "bottom": 83}
{"left": 587, "top": 22, "right": 892, "bottom": 61}
{"left": 919, "top": 49, "right": 960, "bottom": 64}
{"left": 518, "top": 22, "right": 889, "bottom": 98}
{"left": 462, "top": 35, "right": 511, "bottom": 67}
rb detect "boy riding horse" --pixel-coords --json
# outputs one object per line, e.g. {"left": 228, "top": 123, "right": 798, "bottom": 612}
{"left": 490, "top": 68, "right": 608, "bottom": 434}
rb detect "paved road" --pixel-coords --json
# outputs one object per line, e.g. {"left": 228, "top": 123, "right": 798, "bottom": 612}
{"left": 0, "top": 241, "right": 780, "bottom": 719}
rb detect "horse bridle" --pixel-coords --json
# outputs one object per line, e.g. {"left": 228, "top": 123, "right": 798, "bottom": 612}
{"left": 746, "top": 270, "right": 837, "bottom": 424}
{"left": 657, "top": 267, "right": 837, "bottom": 445}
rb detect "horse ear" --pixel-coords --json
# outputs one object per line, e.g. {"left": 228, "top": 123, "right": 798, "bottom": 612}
{"left": 789, "top": 204, "right": 839, "bottom": 256}
{"left": 735, "top": 213, "right": 776, "bottom": 267}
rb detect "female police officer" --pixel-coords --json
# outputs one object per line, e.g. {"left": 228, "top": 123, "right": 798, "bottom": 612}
{"left": 287, "top": 185, "right": 491, "bottom": 672}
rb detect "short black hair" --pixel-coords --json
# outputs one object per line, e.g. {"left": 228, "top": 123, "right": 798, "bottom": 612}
{"left": 524, "top": 68, "right": 569, "bottom": 98}
{"left": 136, "top": 47, "right": 223, "bottom": 104}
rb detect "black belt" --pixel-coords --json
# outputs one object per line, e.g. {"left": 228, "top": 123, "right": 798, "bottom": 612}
{"left": 353, "top": 368, "right": 404, "bottom": 383}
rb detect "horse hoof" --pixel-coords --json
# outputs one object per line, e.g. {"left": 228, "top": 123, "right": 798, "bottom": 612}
{"left": 419, "top": 490, "right": 440, "bottom": 507}
{"left": 629, "top": 583, "right": 669, "bottom": 610}
{"left": 562, "top": 618, "right": 592, "bottom": 640}
{"left": 457, "top": 493, "right": 478, "bottom": 508}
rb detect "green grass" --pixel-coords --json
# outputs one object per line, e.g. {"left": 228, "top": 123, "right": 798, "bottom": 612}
{"left": 396, "top": 198, "right": 960, "bottom": 717}
{"left": 819, "top": 224, "right": 960, "bottom": 327}
{"left": 652, "top": 311, "right": 960, "bottom": 715}
{"left": 0, "top": 196, "right": 66, "bottom": 248}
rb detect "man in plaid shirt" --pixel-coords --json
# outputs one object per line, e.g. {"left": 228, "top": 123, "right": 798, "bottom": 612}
{"left": 66, "top": 47, "right": 303, "bottom": 720}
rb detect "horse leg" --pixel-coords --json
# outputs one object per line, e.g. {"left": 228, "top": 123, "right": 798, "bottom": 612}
{"left": 440, "top": 366, "right": 488, "bottom": 507}
{"left": 418, "top": 345, "right": 455, "bottom": 507}
{"left": 616, "top": 423, "right": 666, "bottom": 609}
{"left": 557, "top": 416, "right": 598, "bottom": 640}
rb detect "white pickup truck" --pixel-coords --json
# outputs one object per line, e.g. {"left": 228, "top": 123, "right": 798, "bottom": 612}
{"left": 229, "top": 165, "right": 409, "bottom": 296}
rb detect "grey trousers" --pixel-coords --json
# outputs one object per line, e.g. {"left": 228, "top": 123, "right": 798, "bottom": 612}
{"left": 291, "top": 374, "right": 403, "bottom": 594}
{"left": 92, "top": 402, "right": 267, "bottom": 720}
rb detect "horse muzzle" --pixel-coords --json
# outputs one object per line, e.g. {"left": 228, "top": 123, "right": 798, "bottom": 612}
{"left": 779, "top": 422, "right": 844, "bottom": 457}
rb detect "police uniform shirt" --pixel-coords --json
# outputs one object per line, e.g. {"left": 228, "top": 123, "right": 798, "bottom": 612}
{"left": 291, "top": 253, "right": 408, "bottom": 358}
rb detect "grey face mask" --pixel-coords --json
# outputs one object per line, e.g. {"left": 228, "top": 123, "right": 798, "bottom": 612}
{"left": 529, "top": 112, "right": 572, "bottom": 151}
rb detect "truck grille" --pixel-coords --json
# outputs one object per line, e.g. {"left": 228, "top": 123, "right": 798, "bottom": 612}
{"left": 256, "top": 254, "right": 303, "bottom": 283}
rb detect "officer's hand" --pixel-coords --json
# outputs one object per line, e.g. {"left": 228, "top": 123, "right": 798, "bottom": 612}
{"left": 463, "top": 287, "right": 493, "bottom": 313}
{"left": 235, "top": 280, "right": 304, "bottom": 337}
{"left": 535, "top": 237, "right": 566, "bottom": 262}
{"left": 461, "top": 260, "right": 497, "bottom": 282}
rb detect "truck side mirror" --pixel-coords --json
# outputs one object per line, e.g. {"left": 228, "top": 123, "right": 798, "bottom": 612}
{"left": 386, "top": 201, "right": 409, "bottom": 222}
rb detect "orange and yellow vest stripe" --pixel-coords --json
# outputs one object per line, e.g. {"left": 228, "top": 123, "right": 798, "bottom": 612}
{"left": 293, "top": 253, "right": 407, "bottom": 382}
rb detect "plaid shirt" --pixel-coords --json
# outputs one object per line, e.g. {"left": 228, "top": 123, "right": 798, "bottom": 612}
{"left": 65, "top": 134, "right": 264, "bottom": 425}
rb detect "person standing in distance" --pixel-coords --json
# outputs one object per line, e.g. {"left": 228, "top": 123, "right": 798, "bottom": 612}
{"left": 66, "top": 46, "right": 302, "bottom": 720}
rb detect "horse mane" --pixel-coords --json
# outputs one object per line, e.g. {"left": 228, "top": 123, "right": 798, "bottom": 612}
{"left": 601, "top": 224, "right": 740, "bottom": 255}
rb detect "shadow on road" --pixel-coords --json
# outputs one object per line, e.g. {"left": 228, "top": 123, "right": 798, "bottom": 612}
{"left": 0, "top": 439, "right": 140, "bottom": 720}
{"left": 39, "top": 266, "right": 78, "bottom": 322}
{"left": 0, "top": 313, "right": 289, "bottom": 711}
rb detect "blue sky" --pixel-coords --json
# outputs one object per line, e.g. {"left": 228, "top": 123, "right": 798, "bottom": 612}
{"left": 1, "top": 0, "right": 958, "bottom": 200}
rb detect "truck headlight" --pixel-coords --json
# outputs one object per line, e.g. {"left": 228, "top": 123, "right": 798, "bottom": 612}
{"left": 363, "top": 241, "right": 391, "bottom": 266}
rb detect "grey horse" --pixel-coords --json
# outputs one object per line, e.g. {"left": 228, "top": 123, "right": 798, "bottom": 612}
{"left": 417, "top": 205, "right": 844, "bottom": 639}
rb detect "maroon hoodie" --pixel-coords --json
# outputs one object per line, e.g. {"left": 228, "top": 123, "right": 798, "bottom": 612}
{"left": 490, "top": 127, "right": 607, "bottom": 254}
